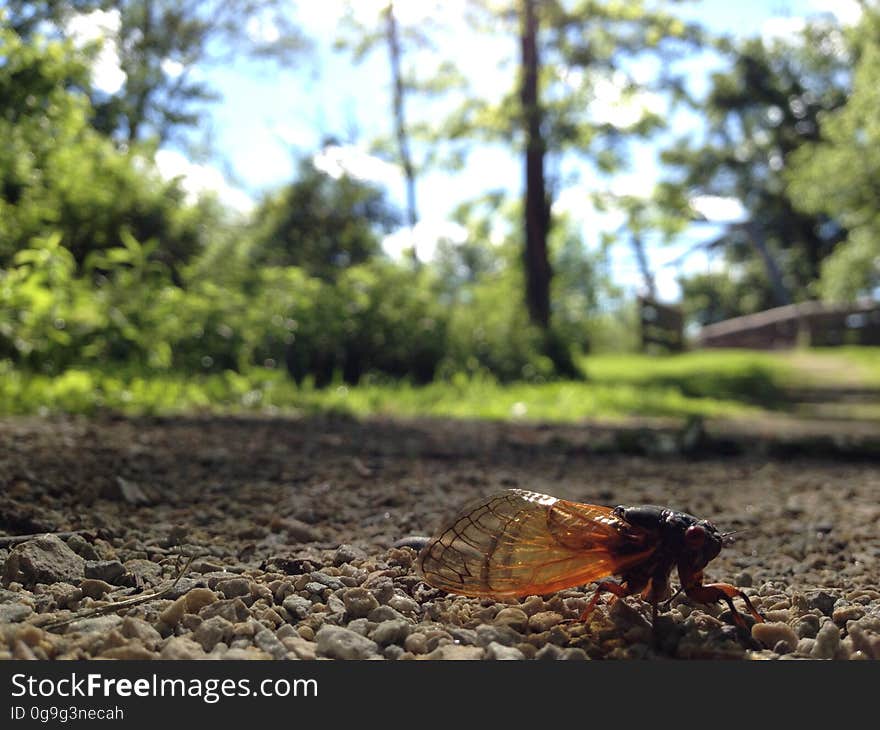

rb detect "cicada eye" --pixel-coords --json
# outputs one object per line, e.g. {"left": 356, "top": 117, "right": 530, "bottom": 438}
{"left": 684, "top": 524, "right": 706, "bottom": 548}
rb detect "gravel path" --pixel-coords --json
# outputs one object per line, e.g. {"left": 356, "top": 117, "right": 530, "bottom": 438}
{"left": 1, "top": 415, "right": 878, "bottom": 660}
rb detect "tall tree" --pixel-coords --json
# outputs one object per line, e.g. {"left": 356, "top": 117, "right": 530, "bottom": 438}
{"left": 384, "top": 3, "right": 419, "bottom": 250}
{"left": 438, "top": 1, "right": 699, "bottom": 338}
{"left": 657, "top": 19, "right": 852, "bottom": 318}
{"left": 0, "top": 25, "right": 207, "bottom": 271}
{"left": 520, "top": 0, "right": 552, "bottom": 327}
{"left": 334, "top": 2, "right": 461, "bottom": 265}
{"left": 4, "top": 1, "right": 309, "bottom": 144}
{"left": 787, "top": 7, "right": 880, "bottom": 302}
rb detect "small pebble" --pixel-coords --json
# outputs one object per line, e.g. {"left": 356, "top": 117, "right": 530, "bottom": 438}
{"left": 255, "top": 629, "right": 288, "bottom": 660}
{"left": 343, "top": 588, "right": 380, "bottom": 619}
{"left": 422, "top": 644, "right": 483, "bottom": 660}
{"left": 193, "top": 616, "right": 234, "bottom": 652}
{"left": 4, "top": 536, "right": 85, "bottom": 586}
{"left": 315, "top": 625, "right": 379, "bottom": 660}
{"left": 282, "top": 595, "right": 312, "bottom": 621}
{"left": 0, "top": 604, "right": 32, "bottom": 623}
{"left": 808, "top": 592, "right": 837, "bottom": 617}
{"left": 560, "top": 647, "right": 589, "bottom": 660}
{"left": 367, "top": 605, "right": 408, "bottom": 623}
{"left": 84, "top": 560, "right": 127, "bottom": 584}
{"left": 79, "top": 578, "right": 113, "bottom": 600}
{"left": 403, "top": 633, "right": 427, "bottom": 654}
{"left": 535, "top": 644, "right": 565, "bottom": 660}
{"left": 796, "top": 638, "right": 816, "bottom": 655}
{"left": 281, "top": 636, "right": 317, "bottom": 660}
{"left": 811, "top": 621, "right": 841, "bottom": 659}
{"left": 484, "top": 641, "right": 525, "bottom": 660}
{"left": 386, "top": 595, "right": 419, "bottom": 615}
{"left": 334, "top": 544, "right": 367, "bottom": 566}
{"left": 493, "top": 607, "right": 529, "bottom": 633}
{"left": 346, "top": 618, "right": 373, "bottom": 636}
{"left": 476, "top": 624, "right": 520, "bottom": 647}
{"left": 752, "top": 622, "right": 798, "bottom": 653}
{"left": 794, "top": 614, "right": 820, "bottom": 638}
{"left": 216, "top": 578, "right": 251, "bottom": 598}
{"left": 370, "top": 619, "right": 411, "bottom": 647}
{"left": 160, "top": 636, "right": 207, "bottom": 660}
{"left": 184, "top": 588, "right": 218, "bottom": 613}
{"left": 99, "top": 644, "right": 158, "bottom": 660}
{"left": 528, "top": 611, "right": 564, "bottom": 632}
{"left": 832, "top": 605, "right": 864, "bottom": 627}
{"left": 158, "top": 596, "right": 187, "bottom": 626}
{"left": 120, "top": 617, "right": 162, "bottom": 647}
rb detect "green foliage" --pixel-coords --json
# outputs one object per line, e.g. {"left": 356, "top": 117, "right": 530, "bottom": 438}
{"left": 679, "top": 270, "right": 778, "bottom": 327}
{"left": 0, "top": 231, "right": 177, "bottom": 372}
{"left": 550, "top": 216, "right": 603, "bottom": 353}
{"left": 279, "top": 263, "right": 448, "bottom": 386}
{"left": 582, "top": 350, "right": 790, "bottom": 406}
{"left": 1, "top": 349, "right": 818, "bottom": 420}
{"left": 6, "top": 1, "right": 309, "bottom": 143}
{"left": 0, "top": 27, "right": 208, "bottom": 272}
{"left": 660, "top": 19, "right": 852, "bottom": 315}
{"left": 435, "top": 0, "right": 701, "bottom": 164}
{"left": 441, "top": 268, "right": 557, "bottom": 382}
{"left": 787, "top": 15, "right": 880, "bottom": 302}
{"left": 582, "top": 301, "right": 640, "bottom": 354}
{"left": 248, "top": 160, "right": 399, "bottom": 280}
{"left": 813, "top": 229, "right": 880, "bottom": 302}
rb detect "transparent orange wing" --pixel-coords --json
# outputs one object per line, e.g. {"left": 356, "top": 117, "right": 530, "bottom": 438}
{"left": 417, "top": 489, "right": 657, "bottom": 598}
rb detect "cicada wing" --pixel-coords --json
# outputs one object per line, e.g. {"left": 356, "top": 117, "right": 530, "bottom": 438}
{"left": 417, "top": 489, "right": 656, "bottom": 598}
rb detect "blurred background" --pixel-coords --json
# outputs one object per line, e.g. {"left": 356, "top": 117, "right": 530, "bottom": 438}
{"left": 2, "top": 0, "right": 880, "bottom": 429}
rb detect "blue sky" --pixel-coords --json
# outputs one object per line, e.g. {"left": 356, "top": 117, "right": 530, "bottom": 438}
{"left": 132, "top": 0, "right": 862, "bottom": 301}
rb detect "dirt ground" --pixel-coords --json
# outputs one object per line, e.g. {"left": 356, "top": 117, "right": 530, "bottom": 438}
{"left": 1, "top": 414, "right": 879, "bottom": 660}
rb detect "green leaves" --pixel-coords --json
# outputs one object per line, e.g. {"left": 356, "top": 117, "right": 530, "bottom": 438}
{"left": 787, "top": 23, "right": 880, "bottom": 302}
{"left": 247, "top": 159, "right": 399, "bottom": 280}
{"left": 657, "top": 11, "right": 855, "bottom": 321}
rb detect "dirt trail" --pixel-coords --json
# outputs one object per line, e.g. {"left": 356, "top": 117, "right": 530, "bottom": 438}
{"left": 1, "top": 414, "right": 879, "bottom": 660}
{"left": 779, "top": 352, "right": 880, "bottom": 420}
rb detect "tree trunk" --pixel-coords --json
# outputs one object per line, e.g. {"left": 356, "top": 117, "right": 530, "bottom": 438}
{"left": 630, "top": 232, "right": 656, "bottom": 299}
{"left": 519, "top": 0, "right": 551, "bottom": 328}
{"left": 385, "top": 2, "right": 419, "bottom": 266}
{"left": 746, "top": 222, "right": 791, "bottom": 306}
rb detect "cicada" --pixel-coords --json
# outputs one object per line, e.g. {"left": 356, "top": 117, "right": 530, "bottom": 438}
{"left": 416, "top": 489, "right": 763, "bottom": 628}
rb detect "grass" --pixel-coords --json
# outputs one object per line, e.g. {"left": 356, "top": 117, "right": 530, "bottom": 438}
{"left": 2, "top": 348, "right": 878, "bottom": 423}
{"left": 808, "top": 346, "right": 880, "bottom": 387}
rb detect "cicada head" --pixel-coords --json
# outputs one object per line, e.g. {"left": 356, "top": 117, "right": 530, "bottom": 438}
{"left": 682, "top": 520, "right": 723, "bottom": 567}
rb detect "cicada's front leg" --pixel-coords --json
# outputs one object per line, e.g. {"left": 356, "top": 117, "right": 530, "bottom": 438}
{"left": 681, "top": 570, "right": 764, "bottom": 628}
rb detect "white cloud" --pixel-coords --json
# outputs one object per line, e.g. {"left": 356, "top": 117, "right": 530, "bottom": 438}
{"left": 552, "top": 186, "right": 592, "bottom": 218}
{"left": 761, "top": 1, "right": 862, "bottom": 48}
{"left": 65, "top": 9, "right": 126, "bottom": 94}
{"left": 607, "top": 173, "right": 656, "bottom": 201}
{"left": 761, "top": 16, "right": 807, "bottom": 45}
{"left": 161, "top": 58, "right": 185, "bottom": 79}
{"left": 587, "top": 72, "right": 666, "bottom": 130}
{"left": 809, "top": 0, "right": 863, "bottom": 26}
{"left": 312, "top": 144, "right": 402, "bottom": 187}
{"left": 246, "top": 15, "right": 281, "bottom": 45}
{"left": 154, "top": 149, "right": 254, "bottom": 214}
{"left": 690, "top": 195, "right": 747, "bottom": 223}
{"left": 382, "top": 219, "right": 468, "bottom": 262}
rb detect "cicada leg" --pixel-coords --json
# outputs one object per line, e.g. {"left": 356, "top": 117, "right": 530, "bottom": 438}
{"left": 684, "top": 580, "right": 764, "bottom": 628}
{"left": 579, "top": 580, "right": 637, "bottom": 621}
